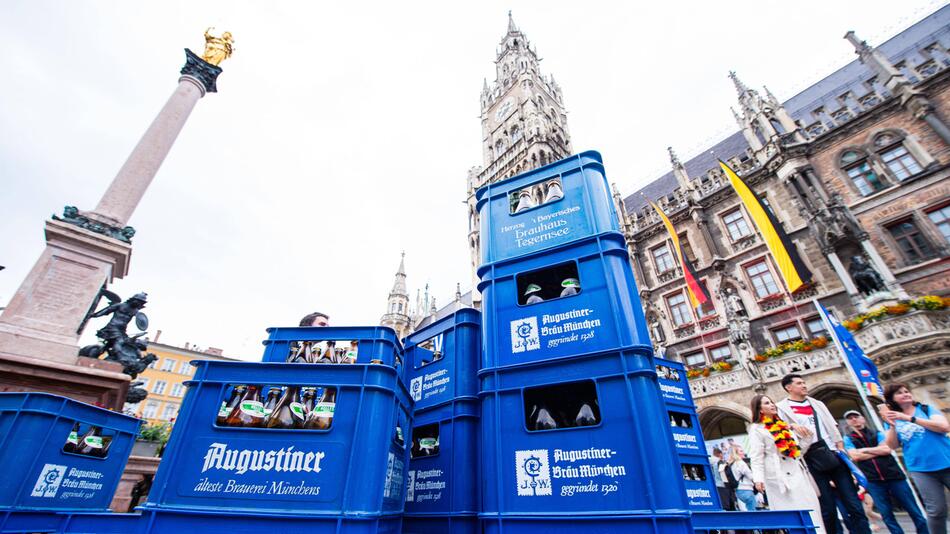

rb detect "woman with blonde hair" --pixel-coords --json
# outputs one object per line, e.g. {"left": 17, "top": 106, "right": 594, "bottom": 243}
{"left": 747, "top": 394, "right": 824, "bottom": 532}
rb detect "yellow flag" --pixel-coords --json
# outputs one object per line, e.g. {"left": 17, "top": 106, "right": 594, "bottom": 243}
{"left": 720, "top": 161, "right": 812, "bottom": 292}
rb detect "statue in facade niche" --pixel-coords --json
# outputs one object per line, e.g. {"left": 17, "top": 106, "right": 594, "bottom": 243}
{"left": 78, "top": 290, "right": 157, "bottom": 403}
{"left": 724, "top": 287, "right": 747, "bottom": 317}
{"left": 848, "top": 255, "right": 886, "bottom": 295}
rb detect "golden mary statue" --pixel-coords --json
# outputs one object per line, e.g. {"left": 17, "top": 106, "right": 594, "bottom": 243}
{"left": 202, "top": 27, "right": 234, "bottom": 66}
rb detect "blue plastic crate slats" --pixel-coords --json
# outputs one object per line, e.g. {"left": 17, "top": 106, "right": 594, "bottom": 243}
{"left": 404, "top": 308, "right": 480, "bottom": 410}
{"left": 478, "top": 233, "right": 650, "bottom": 369}
{"left": 144, "top": 361, "right": 411, "bottom": 517}
{"left": 0, "top": 393, "right": 141, "bottom": 513}
{"left": 476, "top": 151, "right": 619, "bottom": 265}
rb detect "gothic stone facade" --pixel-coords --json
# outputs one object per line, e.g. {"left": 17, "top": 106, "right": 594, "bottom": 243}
{"left": 619, "top": 7, "right": 950, "bottom": 436}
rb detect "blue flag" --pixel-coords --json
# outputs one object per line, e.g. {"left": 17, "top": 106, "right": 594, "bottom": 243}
{"left": 814, "top": 301, "right": 883, "bottom": 398}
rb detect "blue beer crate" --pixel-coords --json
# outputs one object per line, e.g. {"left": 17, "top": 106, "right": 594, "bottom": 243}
{"left": 480, "top": 512, "right": 693, "bottom": 534}
{"left": 475, "top": 151, "right": 619, "bottom": 265}
{"left": 675, "top": 453, "right": 720, "bottom": 511}
{"left": 654, "top": 358, "right": 695, "bottom": 409}
{"left": 260, "top": 325, "right": 405, "bottom": 377}
{"left": 0, "top": 510, "right": 144, "bottom": 534}
{"left": 477, "top": 232, "right": 650, "bottom": 369}
{"left": 478, "top": 348, "right": 688, "bottom": 517}
{"left": 404, "top": 308, "right": 480, "bottom": 410}
{"left": 402, "top": 515, "right": 480, "bottom": 534}
{"left": 691, "top": 510, "right": 817, "bottom": 533}
{"left": 0, "top": 393, "right": 141, "bottom": 513}
{"left": 142, "top": 361, "right": 412, "bottom": 518}
{"left": 404, "top": 399, "right": 479, "bottom": 517}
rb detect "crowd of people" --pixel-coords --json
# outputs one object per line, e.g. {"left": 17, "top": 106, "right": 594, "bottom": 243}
{"left": 710, "top": 374, "right": 950, "bottom": 534}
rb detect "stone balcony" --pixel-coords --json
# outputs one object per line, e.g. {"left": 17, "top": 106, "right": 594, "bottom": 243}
{"left": 688, "top": 308, "right": 950, "bottom": 400}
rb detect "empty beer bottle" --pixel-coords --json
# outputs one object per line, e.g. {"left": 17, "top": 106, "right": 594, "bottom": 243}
{"left": 317, "top": 341, "right": 336, "bottom": 363}
{"left": 63, "top": 422, "right": 81, "bottom": 453}
{"left": 524, "top": 283, "right": 544, "bottom": 305}
{"left": 304, "top": 387, "right": 336, "bottom": 430}
{"left": 544, "top": 179, "right": 564, "bottom": 203}
{"left": 575, "top": 402, "right": 597, "bottom": 426}
{"left": 670, "top": 414, "right": 678, "bottom": 427}
{"left": 262, "top": 388, "right": 281, "bottom": 420}
{"left": 225, "top": 385, "right": 265, "bottom": 427}
{"left": 216, "top": 385, "right": 246, "bottom": 426}
{"left": 395, "top": 425, "right": 404, "bottom": 446}
{"left": 560, "top": 278, "right": 580, "bottom": 297}
{"left": 514, "top": 189, "right": 536, "bottom": 213}
{"left": 301, "top": 387, "right": 316, "bottom": 415}
{"left": 266, "top": 386, "right": 304, "bottom": 429}
{"left": 287, "top": 342, "right": 309, "bottom": 363}
{"left": 529, "top": 404, "right": 557, "bottom": 430}
{"left": 342, "top": 341, "right": 358, "bottom": 364}
{"left": 417, "top": 436, "right": 439, "bottom": 456}
{"left": 77, "top": 426, "right": 105, "bottom": 456}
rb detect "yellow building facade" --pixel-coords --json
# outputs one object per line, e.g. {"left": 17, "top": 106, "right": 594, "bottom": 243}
{"left": 127, "top": 341, "right": 240, "bottom": 425}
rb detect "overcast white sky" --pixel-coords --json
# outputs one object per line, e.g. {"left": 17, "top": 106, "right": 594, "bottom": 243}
{"left": 1, "top": 0, "right": 943, "bottom": 360}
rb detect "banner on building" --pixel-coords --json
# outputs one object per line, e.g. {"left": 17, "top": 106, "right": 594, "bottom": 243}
{"left": 649, "top": 200, "right": 711, "bottom": 309}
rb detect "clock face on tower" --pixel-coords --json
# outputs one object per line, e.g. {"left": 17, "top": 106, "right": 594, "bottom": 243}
{"left": 495, "top": 98, "right": 514, "bottom": 123}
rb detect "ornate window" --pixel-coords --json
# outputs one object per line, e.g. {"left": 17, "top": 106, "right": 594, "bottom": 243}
{"left": 876, "top": 136, "right": 922, "bottom": 181}
{"left": 886, "top": 218, "right": 936, "bottom": 264}
{"left": 652, "top": 243, "right": 675, "bottom": 274}
{"left": 927, "top": 205, "right": 950, "bottom": 243}
{"left": 682, "top": 351, "right": 706, "bottom": 368}
{"left": 666, "top": 292, "right": 693, "bottom": 327}
{"left": 771, "top": 324, "right": 802, "bottom": 344}
{"left": 161, "top": 358, "right": 176, "bottom": 372}
{"left": 170, "top": 383, "right": 185, "bottom": 397}
{"left": 841, "top": 150, "right": 887, "bottom": 196}
{"left": 678, "top": 232, "right": 696, "bottom": 264}
{"left": 709, "top": 345, "right": 732, "bottom": 362}
{"left": 722, "top": 208, "right": 752, "bottom": 241}
{"left": 745, "top": 260, "right": 780, "bottom": 299}
{"left": 153, "top": 380, "right": 168, "bottom": 395}
{"left": 805, "top": 316, "right": 827, "bottom": 337}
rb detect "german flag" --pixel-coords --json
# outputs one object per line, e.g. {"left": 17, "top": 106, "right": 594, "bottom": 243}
{"left": 649, "top": 200, "right": 711, "bottom": 309}
{"left": 719, "top": 161, "right": 812, "bottom": 292}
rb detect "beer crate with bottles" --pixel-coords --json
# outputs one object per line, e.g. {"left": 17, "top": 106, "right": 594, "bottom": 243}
{"left": 0, "top": 393, "right": 141, "bottom": 515}
{"left": 402, "top": 308, "right": 481, "bottom": 534}
{"left": 475, "top": 151, "right": 619, "bottom": 265}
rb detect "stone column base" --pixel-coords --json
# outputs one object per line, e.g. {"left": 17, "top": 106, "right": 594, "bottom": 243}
{"left": 0, "top": 352, "right": 130, "bottom": 409}
{"left": 110, "top": 455, "right": 161, "bottom": 512}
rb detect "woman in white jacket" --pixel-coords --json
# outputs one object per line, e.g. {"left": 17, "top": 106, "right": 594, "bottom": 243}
{"left": 747, "top": 394, "right": 825, "bottom": 533}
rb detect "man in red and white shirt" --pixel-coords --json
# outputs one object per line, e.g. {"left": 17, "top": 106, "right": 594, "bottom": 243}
{"left": 778, "top": 374, "right": 870, "bottom": 534}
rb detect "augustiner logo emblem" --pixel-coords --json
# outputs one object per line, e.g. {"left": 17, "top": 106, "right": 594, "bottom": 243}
{"left": 201, "top": 442, "right": 326, "bottom": 475}
{"left": 240, "top": 401, "right": 265, "bottom": 417}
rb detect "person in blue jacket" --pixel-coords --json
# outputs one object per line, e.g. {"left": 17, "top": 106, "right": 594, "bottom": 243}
{"left": 879, "top": 384, "right": 950, "bottom": 534}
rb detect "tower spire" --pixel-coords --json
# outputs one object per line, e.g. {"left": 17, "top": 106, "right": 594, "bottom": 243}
{"left": 507, "top": 10, "right": 517, "bottom": 33}
{"left": 728, "top": 70, "right": 748, "bottom": 96}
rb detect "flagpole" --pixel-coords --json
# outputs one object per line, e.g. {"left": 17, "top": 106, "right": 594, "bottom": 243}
{"left": 811, "top": 298, "right": 926, "bottom": 510}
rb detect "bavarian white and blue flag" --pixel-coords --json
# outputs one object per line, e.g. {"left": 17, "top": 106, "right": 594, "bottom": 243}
{"left": 814, "top": 300, "right": 883, "bottom": 398}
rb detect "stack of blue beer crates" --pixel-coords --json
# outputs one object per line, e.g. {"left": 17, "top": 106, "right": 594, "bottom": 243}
{"left": 475, "top": 151, "right": 695, "bottom": 533}
{"left": 474, "top": 151, "right": 816, "bottom": 534}
{"left": 655, "top": 358, "right": 721, "bottom": 510}
{"left": 402, "top": 308, "right": 481, "bottom": 534}
{"left": 0, "top": 392, "right": 141, "bottom": 532}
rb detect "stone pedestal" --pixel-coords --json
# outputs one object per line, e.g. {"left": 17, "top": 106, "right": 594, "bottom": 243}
{"left": 0, "top": 220, "right": 131, "bottom": 363}
{"left": 110, "top": 455, "right": 161, "bottom": 512}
